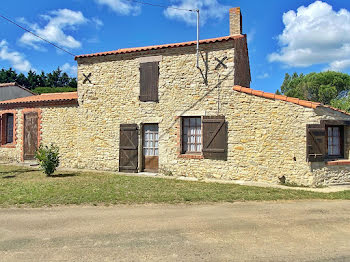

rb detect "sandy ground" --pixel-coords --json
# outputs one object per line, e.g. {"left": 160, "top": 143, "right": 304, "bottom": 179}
{"left": 0, "top": 200, "right": 349, "bottom": 262}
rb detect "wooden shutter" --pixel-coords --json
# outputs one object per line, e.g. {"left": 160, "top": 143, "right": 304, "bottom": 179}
{"left": 306, "top": 124, "right": 326, "bottom": 162}
{"left": 139, "top": 62, "right": 159, "bottom": 102}
{"left": 119, "top": 124, "right": 139, "bottom": 173}
{"left": 23, "top": 112, "right": 39, "bottom": 160}
{"left": 202, "top": 116, "right": 227, "bottom": 160}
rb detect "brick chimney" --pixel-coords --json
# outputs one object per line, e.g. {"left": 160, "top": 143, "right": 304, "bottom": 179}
{"left": 229, "top": 7, "right": 242, "bottom": 35}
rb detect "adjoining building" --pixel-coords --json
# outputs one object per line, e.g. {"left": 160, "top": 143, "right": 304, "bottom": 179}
{"left": 0, "top": 82, "right": 34, "bottom": 101}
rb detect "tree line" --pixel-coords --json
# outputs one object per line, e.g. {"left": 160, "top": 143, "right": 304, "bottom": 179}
{"left": 276, "top": 71, "right": 350, "bottom": 112}
{"left": 0, "top": 68, "right": 77, "bottom": 90}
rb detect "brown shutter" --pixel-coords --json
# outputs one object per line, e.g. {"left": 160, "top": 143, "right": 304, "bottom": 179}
{"left": 139, "top": 62, "right": 159, "bottom": 102}
{"left": 119, "top": 124, "right": 139, "bottom": 173}
{"left": 306, "top": 124, "right": 326, "bottom": 162}
{"left": 202, "top": 116, "right": 227, "bottom": 160}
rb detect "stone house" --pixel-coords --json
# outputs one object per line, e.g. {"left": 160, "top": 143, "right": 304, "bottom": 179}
{"left": 0, "top": 7, "right": 350, "bottom": 186}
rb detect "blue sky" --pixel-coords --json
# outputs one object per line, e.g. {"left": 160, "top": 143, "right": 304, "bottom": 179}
{"left": 0, "top": 0, "right": 350, "bottom": 93}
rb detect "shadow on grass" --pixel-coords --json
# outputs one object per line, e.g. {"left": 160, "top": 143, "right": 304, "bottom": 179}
{"left": 2, "top": 175, "right": 16, "bottom": 179}
{"left": 0, "top": 169, "right": 36, "bottom": 175}
{"left": 48, "top": 173, "right": 77, "bottom": 178}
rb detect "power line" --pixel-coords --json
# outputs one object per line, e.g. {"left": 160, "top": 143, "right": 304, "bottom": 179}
{"left": 0, "top": 14, "right": 76, "bottom": 57}
{"left": 124, "top": 0, "right": 198, "bottom": 12}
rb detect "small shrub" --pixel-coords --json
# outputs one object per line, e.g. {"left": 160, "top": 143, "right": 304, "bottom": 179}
{"left": 35, "top": 144, "right": 60, "bottom": 176}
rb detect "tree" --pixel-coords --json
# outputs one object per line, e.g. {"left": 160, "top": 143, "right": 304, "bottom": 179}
{"left": 0, "top": 67, "right": 77, "bottom": 89}
{"left": 276, "top": 71, "right": 350, "bottom": 108}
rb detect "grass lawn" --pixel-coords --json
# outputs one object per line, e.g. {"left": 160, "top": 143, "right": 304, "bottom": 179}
{"left": 0, "top": 164, "right": 349, "bottom": 207}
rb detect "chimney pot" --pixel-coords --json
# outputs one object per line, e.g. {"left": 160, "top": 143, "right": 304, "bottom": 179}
{"left": 229, "top": 7, "right": 242, "bottom": 35}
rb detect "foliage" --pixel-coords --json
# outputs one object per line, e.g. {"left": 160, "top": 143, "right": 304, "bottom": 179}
{"left": 0, "top": 67, "right": 77, "bottom": 90}
{"left": 276, "top": 71, "right": 350, "bottom": 110}
{"left": 35, "top": 144, "right": 60, "bottom": 176}
{"left": 32, "top": 87, "right": 77, "bottom": 94}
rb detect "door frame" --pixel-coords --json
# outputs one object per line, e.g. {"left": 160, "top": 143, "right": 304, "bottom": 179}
{"left": 22, "top": 109, "right": 41, "bottom": 161}
{"left": 141, "top": 123, "right": 159, "bottom": 172}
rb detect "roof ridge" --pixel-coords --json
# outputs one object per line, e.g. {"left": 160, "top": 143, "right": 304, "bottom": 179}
{"left": 0, "top": 91, "right": 78, "bottom": 107}
{"left": 75, "top": 34, "right": 245, "bottom": 59}
{"left": 39, "top": 91, "right": 77, "bottom": 96}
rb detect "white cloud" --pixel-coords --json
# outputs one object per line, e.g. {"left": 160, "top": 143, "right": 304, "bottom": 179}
{"left": 164, "top": 0, "right": 228, "bottom": 25}
{"left": 61, "top": 63, "right": 77, "bottom": 76}
{"left": 268, "top": 1, "right": 350, "bottom": 71}
{"left": 257, "top": 73, "right": 269, "bottom": 79}
{"left": 19, "top": 9, "right": 88, "bottom": 51}
{"left": 325, "top": 59, "right": 350, "bottom": 72}
{"left": 0, "top": 40, "right": 32, "bottom": 72}
{"left": 95, "top": 0, "right": 141, "bottom": 15}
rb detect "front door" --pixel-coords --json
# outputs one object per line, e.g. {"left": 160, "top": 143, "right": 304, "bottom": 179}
{"left": 119, "top": 124, "right": 138, "bottom": 173}
{"left": 143, "top": 124, "right": 159, "bottom": 172}
{"left": 23, "top": 112, "right": 38, "bottom": 160}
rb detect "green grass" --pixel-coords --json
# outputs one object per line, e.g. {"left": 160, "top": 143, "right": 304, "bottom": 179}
{"left": 32, "top": 87, "right": 77, "bottom": 94}
{"left": 0, "top": 165, "right": 349, "bottom": 207}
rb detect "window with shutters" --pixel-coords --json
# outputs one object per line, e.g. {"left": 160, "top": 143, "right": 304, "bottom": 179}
{"left": 139, "top": 62, "right": 159, "bottom": 102}
{"left": 182, "top": 117, "right": 202, "bottom": 154}
{"left": 1, "top": 113, "right": 14, "bottom": 145}
{"left": 306, "top": 123, "right": 345, "bottom": 162}
{"left": 180, "top": 115, "right": 227, "bottom": 160}
{"left": 326, "top": 125, "right": 344, "bottom": 158}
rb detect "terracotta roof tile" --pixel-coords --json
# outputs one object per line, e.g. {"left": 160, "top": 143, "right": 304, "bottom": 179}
{"left": 0, "top": 92, "right": 78, "bottom": 106}
{"left": 233, "top": 85, "right": 350, "bottom": 116}
{"left": 233, "top": 85, "right": 322, "bottom": 109}
{"left": 75, "top": 35, "right": 245, "bottom": 59}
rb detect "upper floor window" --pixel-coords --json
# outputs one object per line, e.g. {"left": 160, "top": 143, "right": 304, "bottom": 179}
{"left": 139, "top": 62, "right": 159, "bottom": 102}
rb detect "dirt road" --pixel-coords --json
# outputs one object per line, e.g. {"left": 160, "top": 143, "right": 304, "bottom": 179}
{"left": 0, "top": 201, "right": 349, "bottom": 261}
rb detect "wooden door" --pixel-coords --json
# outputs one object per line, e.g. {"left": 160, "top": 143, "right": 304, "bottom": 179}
{"left": 23, "top": 112, "right": 38, "bottom": 160}
{"left": 119, "top": 124, "right": 138, "bottom": 173}
{"left": 142, "top": 124, "right": 159, "bottom": 172}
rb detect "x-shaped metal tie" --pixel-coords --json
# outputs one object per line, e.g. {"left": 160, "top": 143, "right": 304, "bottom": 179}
{"left": 215, "top": 56, "right": 228, "bottom": 70}
{"left": 83, "top": 73, "right": 92, "bottom": 84}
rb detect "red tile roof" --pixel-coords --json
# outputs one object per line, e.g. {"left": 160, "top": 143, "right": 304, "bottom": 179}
{"left": 75, "top": 35, "right": 245, "bottom": 59}
{"left": 233, "top": 86, "right": 350, "bottom": 116}
{"left": 0, "top": 92, "right": 78, "bottom": 106}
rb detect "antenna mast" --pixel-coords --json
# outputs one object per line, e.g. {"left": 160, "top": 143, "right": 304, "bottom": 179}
{"left": 196, "top": 9, "right": 200, "bottom": 68}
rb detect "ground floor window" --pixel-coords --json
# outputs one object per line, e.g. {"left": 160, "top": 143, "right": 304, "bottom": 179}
{"left": 326, "top": 126, "right": 343, "bottom": 158}
{"left": 1, "top": 113, "right": 14, "bottom": 144}
{"left": 182, "top": 117, "right": 202, "bottom": 154}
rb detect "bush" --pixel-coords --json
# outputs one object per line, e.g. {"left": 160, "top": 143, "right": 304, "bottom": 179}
{"left": 35, "top": 144, "right": 60, "bottom": 176}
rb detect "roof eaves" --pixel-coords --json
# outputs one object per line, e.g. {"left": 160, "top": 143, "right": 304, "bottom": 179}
{"left": 75, "top": 34, "right": 245, "bottom": 60}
